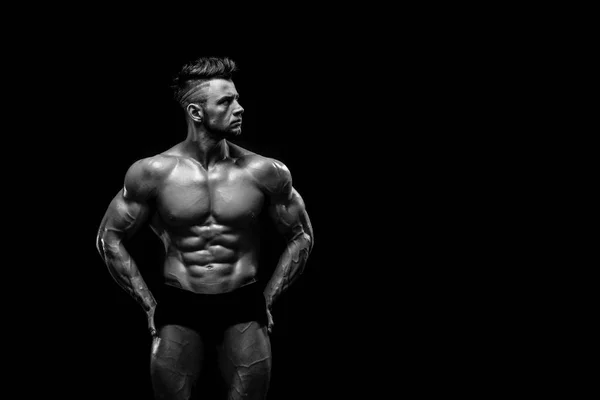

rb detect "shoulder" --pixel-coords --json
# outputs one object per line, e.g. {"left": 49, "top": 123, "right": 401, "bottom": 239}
{"left": 123, "top": 154, "right": 178, "bottom": 200}
{"left": 231, "top": 145, "right": 292, "bottom": 195}
{"left": 125, "top": 154, "right": 178, "bottom": 179}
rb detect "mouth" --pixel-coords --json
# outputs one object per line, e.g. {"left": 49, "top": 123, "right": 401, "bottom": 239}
{"left": 231, "top": 120, "right": 242, "bottom": 127}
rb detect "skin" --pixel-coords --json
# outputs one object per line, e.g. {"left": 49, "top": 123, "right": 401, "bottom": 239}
{"left": 96, "top": 78, "right": 314, "bottom": 399}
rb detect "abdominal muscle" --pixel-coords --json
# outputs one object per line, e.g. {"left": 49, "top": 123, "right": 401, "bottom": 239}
{"left": 158, "top": 224, "right": 260, "bottom": 294}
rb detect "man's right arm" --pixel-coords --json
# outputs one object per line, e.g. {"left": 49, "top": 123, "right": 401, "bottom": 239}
{"left": 96, "top": 159, "right": 158, "bottom": 322}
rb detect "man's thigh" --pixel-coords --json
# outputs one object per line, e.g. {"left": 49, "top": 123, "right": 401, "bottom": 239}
{"left": 219, "top": 321, "right": 272, "bottom": 399}
{"left": 150, "top": 324, "right": 204, "bottom": 400}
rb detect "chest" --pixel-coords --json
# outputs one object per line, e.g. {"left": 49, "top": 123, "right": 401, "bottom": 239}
{"left": 156, "top": 164, "right": 265, "bottom": 226}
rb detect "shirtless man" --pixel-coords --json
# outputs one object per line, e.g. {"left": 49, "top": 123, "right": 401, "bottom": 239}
{"left": 96, "top": 57, "right": 314, "bottom": 400}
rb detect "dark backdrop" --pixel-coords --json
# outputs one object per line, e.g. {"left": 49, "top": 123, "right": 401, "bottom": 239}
{"left": 13, "top": 29, "right": 493, "bottom": 398}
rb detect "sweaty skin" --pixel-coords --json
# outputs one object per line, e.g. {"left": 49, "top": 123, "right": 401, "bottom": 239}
{"left": 97, "top": 141, "right": 312, "bottom": 295}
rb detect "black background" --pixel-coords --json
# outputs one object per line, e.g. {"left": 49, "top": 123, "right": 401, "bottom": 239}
{"left": 7, "top": 20, "right": 507, "bottom": 398}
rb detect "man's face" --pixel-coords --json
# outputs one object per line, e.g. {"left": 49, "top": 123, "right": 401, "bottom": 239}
{"left": 201, "top": 79, "right": 244, "bottom": 136}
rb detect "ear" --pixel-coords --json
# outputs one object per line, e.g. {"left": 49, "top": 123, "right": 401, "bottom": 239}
{"left": 186, "top": 103, "right": 204, "bottom": 123}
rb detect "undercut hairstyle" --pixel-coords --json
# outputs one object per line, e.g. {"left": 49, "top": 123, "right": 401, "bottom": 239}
{"left": 172, "top": 57, "right": 238, "bottom": 108}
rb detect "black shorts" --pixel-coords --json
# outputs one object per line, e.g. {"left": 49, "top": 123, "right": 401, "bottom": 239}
{"left": 154, "top": 283, "right": 268, "bottom": 339}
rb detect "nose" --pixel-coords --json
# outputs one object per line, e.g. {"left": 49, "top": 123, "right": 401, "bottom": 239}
{"left": 233, "top": 100, "right": 244, "bottom": 116}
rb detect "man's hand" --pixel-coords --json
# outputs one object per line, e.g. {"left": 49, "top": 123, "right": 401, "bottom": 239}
{"left": 147, "top": 306, "right": 157, "bottom": 337}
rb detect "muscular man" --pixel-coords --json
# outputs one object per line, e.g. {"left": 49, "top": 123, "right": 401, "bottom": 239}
{"left": 96, "top": 57, "right": 314, "bottom": 400}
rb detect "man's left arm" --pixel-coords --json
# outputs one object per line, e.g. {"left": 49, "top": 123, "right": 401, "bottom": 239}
{"left": 263, "top": 164, "right": 314, "bottom": 329}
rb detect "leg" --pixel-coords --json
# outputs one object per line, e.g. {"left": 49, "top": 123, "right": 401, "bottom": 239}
{"left": 219, "top": 321, "right": 272, "bottom": 400}
{"left": 150, "top": 324, "right": 204, "bottom": 400}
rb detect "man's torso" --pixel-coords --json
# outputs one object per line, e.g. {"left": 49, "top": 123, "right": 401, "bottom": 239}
{"left": 141, "top": 143, "right": 276, "bottom": 294}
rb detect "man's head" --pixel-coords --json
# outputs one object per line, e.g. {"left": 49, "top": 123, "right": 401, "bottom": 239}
{"left": 172, "top": 57, "right": 244, "bottom": 137}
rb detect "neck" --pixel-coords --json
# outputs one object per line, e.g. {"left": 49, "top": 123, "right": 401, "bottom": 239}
{"left": 182, "top": 124, "right": 230, "bottom": 168}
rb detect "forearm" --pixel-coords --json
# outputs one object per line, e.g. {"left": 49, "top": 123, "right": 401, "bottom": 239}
{"left": 263, "top": 232, "right": 312, "bottom": 307}
{"left": 97, "top": 235, "right": 156, "bottom": 312}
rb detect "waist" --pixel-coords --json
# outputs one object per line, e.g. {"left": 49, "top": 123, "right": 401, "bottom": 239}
{"left": 159, "top": 281, "right": 263, "bottom": 307}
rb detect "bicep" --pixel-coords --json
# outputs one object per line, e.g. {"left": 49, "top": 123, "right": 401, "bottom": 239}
{"left": 98, "top": 189, "right": 151, "bottom": 242}
{"left": 100, "top": 158, "right": 157, "bottom": 238}
{"left": 269, "top": 187, "right": 311, "bottom": 240}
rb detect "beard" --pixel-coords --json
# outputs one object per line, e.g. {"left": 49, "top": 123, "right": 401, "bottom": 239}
{"left": 230, "top": 125, "right": 242, "bottom": 136}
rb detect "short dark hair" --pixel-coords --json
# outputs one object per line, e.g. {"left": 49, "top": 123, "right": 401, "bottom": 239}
{"left": 172, "top": 57, "right": 238, "bottom": 107}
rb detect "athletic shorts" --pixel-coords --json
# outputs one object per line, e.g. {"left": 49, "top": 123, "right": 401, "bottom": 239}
{"left": 154, "top": 283, "right": 268, "bottom": 340}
